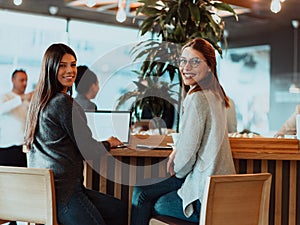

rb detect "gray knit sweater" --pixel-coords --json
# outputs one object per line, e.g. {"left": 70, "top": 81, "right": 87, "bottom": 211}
{"left": 27, "top": 93, "right": 109, "bottom": 203}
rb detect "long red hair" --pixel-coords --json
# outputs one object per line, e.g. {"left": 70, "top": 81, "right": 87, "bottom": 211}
{"left": 181, "top": 38, "right": 230, "bottom": 108}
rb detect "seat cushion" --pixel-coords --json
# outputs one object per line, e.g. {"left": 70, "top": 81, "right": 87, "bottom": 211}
{"left": 150, "top": 215, "right": 198, "bottom": 225}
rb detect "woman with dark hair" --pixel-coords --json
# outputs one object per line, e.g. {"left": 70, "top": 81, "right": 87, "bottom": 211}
{"left": 24, "top": 43, "right": 127, "bottom": 225}
{"left": 130, "top": 38, "right": 236, "bottom": 225}
{"left": 75, "top": 65, "right": 99, "bottom": 111}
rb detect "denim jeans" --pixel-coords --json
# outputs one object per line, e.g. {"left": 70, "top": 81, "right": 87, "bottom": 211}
{"left": 0, "top": 145, "right": 27, "bottom": 167}
{"left": 57, "top": 184, "right": 127, "bottom": 225}
{"left": 130, "top": 176, "right": 200, "bottom": 225}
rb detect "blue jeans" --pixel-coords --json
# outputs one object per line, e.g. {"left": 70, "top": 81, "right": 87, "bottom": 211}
{"left": 57, "top": 184, "right": 127, "bottom": 225}
{"left": 130, "top": 176, "right": 200, "bottom": 225}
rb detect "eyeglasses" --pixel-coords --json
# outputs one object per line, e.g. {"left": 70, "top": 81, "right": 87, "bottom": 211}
{"left": 178, "top": 57, "right": 204, "bottom": 68}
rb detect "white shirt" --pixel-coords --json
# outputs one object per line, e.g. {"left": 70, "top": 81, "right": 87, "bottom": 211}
{"left": 274, "top": 104, "right": 300, "bottom": 137}
{"left": 0, "top": 92, "right": 30, "bottom": 147}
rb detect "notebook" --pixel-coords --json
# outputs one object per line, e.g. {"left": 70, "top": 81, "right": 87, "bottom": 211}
{"left": 85, "top": 110, "right": 132, "bottom": 145}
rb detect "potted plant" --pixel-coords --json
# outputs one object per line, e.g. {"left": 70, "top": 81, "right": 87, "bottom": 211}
{"left": 133, "top": 0, "right": 238, "bottom": 78}
{"left": 117, "top": 0, "right": 237, "bottom": 131}
{"left": 116, "top": 71, "right": 179, "bottom": 134}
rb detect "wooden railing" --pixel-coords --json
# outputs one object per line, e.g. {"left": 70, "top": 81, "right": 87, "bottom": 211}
{"left": 83, "top": 135, "right": 300, "bottom": 225}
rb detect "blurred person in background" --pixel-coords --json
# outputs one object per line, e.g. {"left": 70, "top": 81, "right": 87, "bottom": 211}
{"left": 74, "top": 65, "right": 101, "bottom": 190}
{"left": 0, "top": 69, "right": 32, "bottom": 167}
{"left": 74, "top": 65, "right": 99, "bottom": 111}
{"left": 0, "top": 69, "right": 33, "bottom": 225}
{"left": 274, "top": 105, "right": 300, "bottom": 137}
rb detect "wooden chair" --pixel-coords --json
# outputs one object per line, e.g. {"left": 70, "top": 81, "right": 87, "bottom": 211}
{"left": 0, "top": 166, "right": 60, "bottom": 225}
{"left": 149, "top": 173, "right": 272, "bottom": 225}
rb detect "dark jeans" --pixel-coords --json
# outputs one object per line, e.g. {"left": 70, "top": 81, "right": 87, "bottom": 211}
{"left": 130, "top": 176, "right": 200, "bottom": 225}
{"left": 57, "top": 184, "right": 127, "bottom": 225}
{"left": 0, "top": 145, "right": 27, "bottom": 167}
{"left": 8, "top": 222, "right": 16, "bottom": 225}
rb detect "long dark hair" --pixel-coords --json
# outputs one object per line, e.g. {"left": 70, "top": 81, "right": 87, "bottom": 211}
{"left": 181, "top": 38, "right": 230, "bottom": 108}
{"left": 75, "top": 65, "right": 98, "bottom": 95}
{"left": 24, "top": 43, "right": 77, "bottom": 150}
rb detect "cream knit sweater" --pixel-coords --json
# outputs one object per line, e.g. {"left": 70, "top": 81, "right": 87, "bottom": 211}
{"left": 174, "top": 90, "right": 236, "bottom": 217}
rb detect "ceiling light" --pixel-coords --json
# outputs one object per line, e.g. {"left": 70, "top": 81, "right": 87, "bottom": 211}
{"left": 292, "top": 20, "right": 299, "bottom": 29}
{"left": 270, "top": 0, "right": 281, "bottom": 13}
{"left": 86, "top": 0, "right": 97, "bottom": 8}
{"left": 13, "top": 0, "right": 22, "bottom": 6}
{"left": 116, "top": 0, "right": 126, "bottom": 23}
{"left": 116, "top": 7, "right": 126, "bottom": 23}
{"left": 49, "top": 6, "right": 59, "bottom": 15}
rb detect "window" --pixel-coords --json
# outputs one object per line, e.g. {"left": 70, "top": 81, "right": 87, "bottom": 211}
{"left": 0, "top": 10, "right": 150, "bottom": 103}
{"left": 0, "top": 10, "right": 65, "bottom": 94}
{"left": 218, "top": 45, "right": 271, "bottom": 135}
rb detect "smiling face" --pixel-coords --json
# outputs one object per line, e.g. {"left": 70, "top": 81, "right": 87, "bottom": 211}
{"left": 179, "top": 47, "right": 211, "bottom": 87}
{"left": 57, "top": 53, "right": 77, "bottom": 93}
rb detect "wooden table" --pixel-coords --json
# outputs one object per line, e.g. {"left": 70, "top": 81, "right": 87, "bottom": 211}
{"left": 83, "top": 135, "right": 300, "bottom": 225}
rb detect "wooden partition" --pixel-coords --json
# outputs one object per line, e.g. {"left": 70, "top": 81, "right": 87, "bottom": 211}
{"left": 83, "top": 136, "right": 300, "bottom": 225}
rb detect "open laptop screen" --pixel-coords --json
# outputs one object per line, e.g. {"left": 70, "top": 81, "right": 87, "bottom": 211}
{"left": 85, "top": 110, "right": 131, "bottom": 144}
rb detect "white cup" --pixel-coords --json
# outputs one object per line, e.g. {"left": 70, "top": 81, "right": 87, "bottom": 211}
{"left": 296, "top": 114, "right": 300, "bottom": 140}
{"left": 171, "top": 133, "right": 180, "bottom": 145}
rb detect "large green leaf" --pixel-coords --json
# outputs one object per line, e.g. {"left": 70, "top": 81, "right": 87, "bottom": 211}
{"left": 140, "top": 7, "right": 162, "bottom": 17}
{"left": 179, "top": 5, "right": 190, "bottom": 25}
{"left": 140, "top": 16, "right": 157, "bottom": 35}
{"left": 212, "top": 2, "right": 238, "bottom": 21}
{"left": 164, "top": 4, "right": 177, "bottom": 24}
{"left": 118, "top": 0, "right": 237, "bottom": 122}
{"left": 188, "top": 1, "right": 200, "bottom": 26}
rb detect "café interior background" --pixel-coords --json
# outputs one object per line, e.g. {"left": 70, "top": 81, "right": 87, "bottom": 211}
{"left": 0, "top": 5, "right": 298, "bottom": 136}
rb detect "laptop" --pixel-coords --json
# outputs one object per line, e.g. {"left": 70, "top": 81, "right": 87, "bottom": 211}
{"left": 85, "top": 110, "right": 132, "bottom": 146}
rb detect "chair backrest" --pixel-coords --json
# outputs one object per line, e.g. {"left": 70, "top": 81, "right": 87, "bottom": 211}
{"left": 200, "top": 173, "right": 272, "bottom": 225}
{"left": 0, "top": 166, "right": 59, "bottom": 225}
